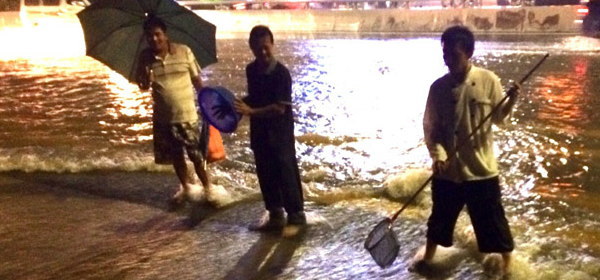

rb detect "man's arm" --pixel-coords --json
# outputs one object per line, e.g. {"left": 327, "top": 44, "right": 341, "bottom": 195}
{"left": 491, "top": 73, "right": 521, "bottom": 124}
{"left": 191, "top": 75, "right": 203, "bottom": 92}
{"left": 136, "top": 63, "right": 151, "bottom": 91}
{"left": 236, "top": 64, "right": 291, "bottom": 118}
{"left": 423, "top": 86, "right": 448, "bottom": 174}
{"left": 234, "top": 100, "right": 287, "bottom": 117}
{"left": 185, "top": 45, "right": 203, "bottom": 92}
{"left": 500, "top": 82, "right": 521, "bottom": 117}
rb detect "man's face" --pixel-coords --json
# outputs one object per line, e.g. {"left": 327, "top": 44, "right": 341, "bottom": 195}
{"left": 145, "top": 26, "right": 168, "bottom": 53}
{"left": 443, "top": 42, "right": 470, "bottom": 74}
{"left": 250, "top": 35, "right": 274, "bottom": 64}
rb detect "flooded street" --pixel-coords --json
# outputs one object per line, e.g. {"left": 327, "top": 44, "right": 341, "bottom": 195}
{"left": 1, "top": 22, "right": 600, "bottom": 279}
{"left": 0, "top": 171, "right": 429, "bottom": 280}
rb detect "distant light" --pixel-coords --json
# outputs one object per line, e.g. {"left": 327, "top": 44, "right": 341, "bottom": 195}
{"left": 233, "top": 2, "right": 246, "bottom": 9}
{"left": 577, "top": 8, "right": 589, "bottom": 16}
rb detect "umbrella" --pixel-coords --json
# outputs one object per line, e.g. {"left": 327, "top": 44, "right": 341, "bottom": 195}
{"left": 77, "top": 0, "right": 217, "bottom": 82}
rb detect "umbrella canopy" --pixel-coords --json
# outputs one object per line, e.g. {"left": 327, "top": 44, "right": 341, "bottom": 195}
{"left": 77, "top": 0, "right": 217, "bottom": 82}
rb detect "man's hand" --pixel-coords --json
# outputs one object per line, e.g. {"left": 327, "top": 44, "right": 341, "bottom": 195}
{"left": 507, "top": 82, "right": 521, "bottom": 99}
{"left": 234, "top": 98, "right": 254, "bottom": 116}
{"left": 432, "top": 160, "right": 447, "bottom": 174}
{"left": 137, "top": 66, "right": 153, "bottom": 91}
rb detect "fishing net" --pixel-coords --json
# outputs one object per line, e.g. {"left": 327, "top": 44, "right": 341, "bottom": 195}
{"left": 364, "top": 218, "right": 400, "bottom": 268}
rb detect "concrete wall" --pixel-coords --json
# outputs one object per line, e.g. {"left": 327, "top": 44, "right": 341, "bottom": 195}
{"left": 0, "top": 6, "right": 582, "bottom": 34}
{"left": 195, "top": 6, "right": 582, "bottom": 34}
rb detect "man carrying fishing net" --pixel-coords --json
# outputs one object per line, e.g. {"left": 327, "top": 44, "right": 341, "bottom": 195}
{"left": 411, "top": 25, "right": 521, "bottom": 277}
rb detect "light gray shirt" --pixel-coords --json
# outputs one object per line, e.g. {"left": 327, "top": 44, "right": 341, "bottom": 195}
{"left": 423, "top": 65, "right": 514, "bottom": 183}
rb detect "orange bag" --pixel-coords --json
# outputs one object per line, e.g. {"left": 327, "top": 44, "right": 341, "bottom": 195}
{"left": 206, "top": 125, "right": 226, "bottom": 163}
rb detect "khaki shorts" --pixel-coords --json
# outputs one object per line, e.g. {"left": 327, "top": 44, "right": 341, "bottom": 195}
{"left": 153, "top": 121, "right": 204, "bottom": 165}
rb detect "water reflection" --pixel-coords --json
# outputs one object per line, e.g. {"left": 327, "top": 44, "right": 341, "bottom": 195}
{"left": 0, "top": 22, "right": 84, "bottom": 59}
{"left": 223, "top": 234, "right": 304, "bottom": 280}
{"left": 535, "top": 69, "right": 588, "bottom": 135}
{"left": 2, "top": 25, "right": 600, "bottom": 278}
{"left": 290, "top": 38, "right": 445, "bottom": 180}
{"left": 104, "top": 71, "right": 153, "bottom": 142}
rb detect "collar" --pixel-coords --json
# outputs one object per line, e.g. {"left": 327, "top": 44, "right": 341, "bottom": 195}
{"left": 265, "top": 58, "right": 277, "bottom": 74}
{"left": 450, "top": 63, "right": 473, "bottom": 86}
{"left": 254, "top": 58, "right": 278, "bottom": 74}
{"left": 154, "top": 41, "right": 174, "bottom": 60}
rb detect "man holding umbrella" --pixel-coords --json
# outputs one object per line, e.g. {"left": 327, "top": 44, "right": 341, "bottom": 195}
{"left": 136, "top": 16, "right": 219, "bottom": 208}
{"left": 77, "top": 0, "right": 221, "bottom": 208}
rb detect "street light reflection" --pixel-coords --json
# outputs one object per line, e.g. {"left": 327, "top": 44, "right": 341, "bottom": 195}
{"left": 0, "top": 21, "right": 152, "bottom": 143}
{"left": 0, "top": 22, "right": 85, "bottom": 59}
{"left": 293, "top": 38, "right": 444, "bottom": 176}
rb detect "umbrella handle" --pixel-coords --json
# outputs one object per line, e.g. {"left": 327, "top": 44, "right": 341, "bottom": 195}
{"left": 389, "top": 53, "right": 549, "bottom": 223}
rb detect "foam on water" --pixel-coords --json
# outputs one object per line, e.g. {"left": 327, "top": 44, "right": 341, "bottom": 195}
{"left": 406, "top": 224, "right": 600, "bottom": 280}
{"left": 0, "top": 151, "right": 170, "bottom": 173}
{"left": 303, "top": 182, "right": 385, "bottom": 205}
{"left": 382, "top": 168, "right": 431, "bottom": 203}
{"left": 296, "top": 133, "right": 358, "bottom": 146}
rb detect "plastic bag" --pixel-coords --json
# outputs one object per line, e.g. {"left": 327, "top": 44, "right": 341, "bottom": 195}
{"left": 206, "top": 124, "right": 225, "bottom": 163}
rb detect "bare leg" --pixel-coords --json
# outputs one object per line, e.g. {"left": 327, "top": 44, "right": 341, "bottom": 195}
{"left": 172, "top": 153, "right": 191, "bottom": 190}
{"left": 501, "top": 252, "right": 511, "bottom": 275}
{"left": 423, "top": 239, "right": 437, "bottom": 261}
{"left": 192, "top": 160, "right": 210, "bottom": 189}
{"left": 190, "top": 156, "right": 222, "bottom": 205}
{"left": 165, "top": 153, "right": 192, "bottom": 211}
{"left": 410, "top": 239, "right": 437, "bottom": 273}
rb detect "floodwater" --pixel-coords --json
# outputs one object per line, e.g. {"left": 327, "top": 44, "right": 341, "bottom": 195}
{"left": 1, "top": 21, "right": 600, "bottom": 279}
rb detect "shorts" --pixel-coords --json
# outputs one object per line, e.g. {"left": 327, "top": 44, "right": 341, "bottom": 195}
{"left": 426, "top": 177, "right": 514, "bottom": 253}
{"left": 153, "top": 121, "right": 204, "bottom": 165}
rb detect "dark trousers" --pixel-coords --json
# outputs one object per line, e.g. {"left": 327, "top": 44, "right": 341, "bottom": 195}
{"left": 427, "top": 177, "right": 514, "bottom": 253}
{"left": 253, "top": 146, "right": 304, "bottom": 214}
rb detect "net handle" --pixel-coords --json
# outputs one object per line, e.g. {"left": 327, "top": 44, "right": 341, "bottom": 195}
{"left": 389, "top": 53, "right": 549, "bottom": 223}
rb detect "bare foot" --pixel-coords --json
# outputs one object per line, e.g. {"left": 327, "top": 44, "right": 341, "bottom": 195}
{"left": 282, "top": 224, "right": 307, "bottom": 238}
{"left": 248, "top": 211, "right": 285, "bottom": 232}
{"left": 167, "top": 185, "right": 186, "bottom": 211}
{"left": 408, "top": 259, "right": 433, "bottom": 274}
{"left": 482, "top": 253, "right": 503, "bottom": 277}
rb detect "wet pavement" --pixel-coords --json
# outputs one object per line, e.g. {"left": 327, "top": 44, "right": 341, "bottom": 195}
{"left": 0, "top": 171, "right": 424, "bottom": 280}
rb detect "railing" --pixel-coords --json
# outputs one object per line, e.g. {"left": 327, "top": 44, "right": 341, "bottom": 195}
{"left": 177, "top": 0, "right": 583, "bottom": 10}
{"left": 176, "top": 0, "right": 513, "bottom": 10}
{"left": 15, "top": 0, "right": 578, "bottom": 13}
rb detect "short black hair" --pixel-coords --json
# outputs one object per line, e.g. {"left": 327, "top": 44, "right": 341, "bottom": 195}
{"left": 143, "top": 15, "right": 167, "bottom": 33}
{"left": 249, "top": 25, "right": 274, "bottom": 47}
{"left": 441, "top": 25, "right": 475, "bottom": 57}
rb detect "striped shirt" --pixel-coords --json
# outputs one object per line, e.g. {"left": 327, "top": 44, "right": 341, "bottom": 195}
{"left": 140, "top": 43, "right": 201, "bottom": 124}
